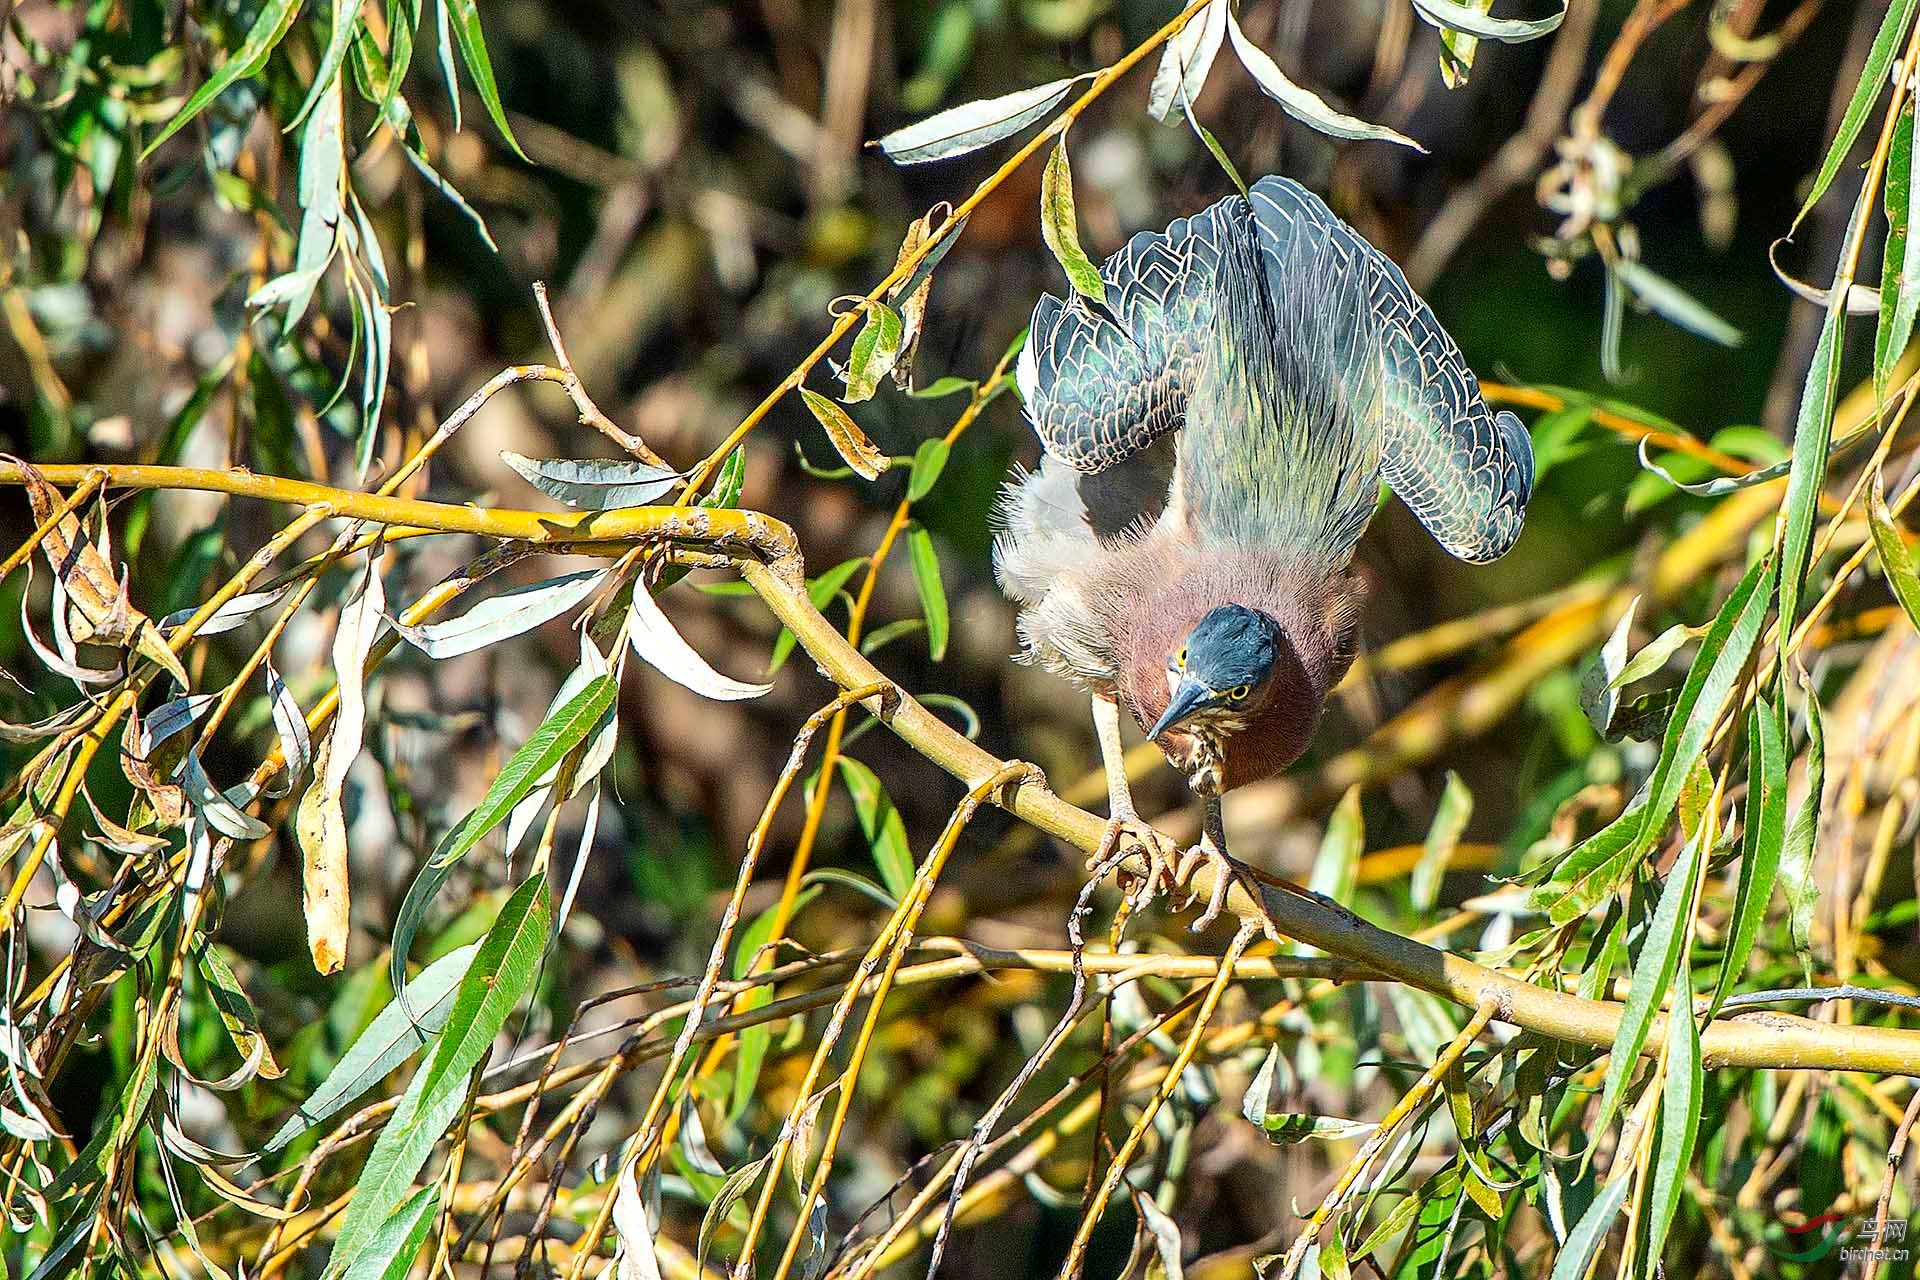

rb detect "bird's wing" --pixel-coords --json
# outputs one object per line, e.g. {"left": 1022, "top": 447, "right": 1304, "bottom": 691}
{"left": 1017, "top": 200, "right": 1236, "bottom": 473}
{"left": 1247, "top": 177, "right": 1533, "bottom": 563}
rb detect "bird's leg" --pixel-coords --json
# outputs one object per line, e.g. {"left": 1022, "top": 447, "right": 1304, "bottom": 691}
{"left": 1087, "top": 692, "right": 1175, "bottom": 891}
{"left": 1175, "top": 795, "right": 1240, "bottom": 933}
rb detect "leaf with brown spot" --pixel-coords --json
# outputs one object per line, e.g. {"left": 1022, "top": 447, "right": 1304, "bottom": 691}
{"left": 298, "top": 731, "right": 351, "bottom": 975}
{"left": 799, "top": 388, "right": 890, "bottom": 480}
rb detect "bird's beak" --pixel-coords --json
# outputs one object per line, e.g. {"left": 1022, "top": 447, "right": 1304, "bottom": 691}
{"left": 1148, "top": 678, "right": 1214, "bottom": 743}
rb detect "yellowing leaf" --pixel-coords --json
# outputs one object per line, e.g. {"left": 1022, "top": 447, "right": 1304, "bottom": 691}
{"left": 799, "top": 387, "right": 890, "bottom": 480}
{"left": 1040, "top": 136, "right": 1105, "bottom": 304}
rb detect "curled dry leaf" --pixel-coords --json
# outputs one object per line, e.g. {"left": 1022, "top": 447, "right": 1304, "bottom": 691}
{"left": 13, "top": 457, "right": 190, "bottom": 688}
{"left": 1225, "top": 10, "right": 1425, "bottom": 151}
{"left": 298, "top": 731, "right": 351, "bottom": 975}
{"left": 798, "top": 387, "right": 890, "bottom": 480}
{"left": 874, "top": 76, "right": 1085, "bottom": 164}
{"left": 1410, "top": 0, "right": 1566, "bottom": 43}
{"left": 626, "top": 581, "right": 773, "bottom": 701}
{"left": 1148, "top": 0, "right": 1226, "bottom": 122}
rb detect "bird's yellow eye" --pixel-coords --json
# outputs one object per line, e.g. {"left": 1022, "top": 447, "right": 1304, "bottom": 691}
{"left": 1229, "top": 684, "right": 1251, "bottom": 702}
{"left": 1176, "top": 648, "right": 1188, "bottom": 669}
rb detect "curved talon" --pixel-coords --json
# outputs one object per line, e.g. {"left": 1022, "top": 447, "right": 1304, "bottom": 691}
{"left": 1173, "top": 842, "right": 1238, "bottom": 933}
{"left": 1086, "top": 817, "right": 1178, "bottom": 893}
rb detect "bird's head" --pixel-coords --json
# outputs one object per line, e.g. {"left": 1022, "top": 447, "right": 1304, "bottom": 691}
{"left": 1147, "top": 604, "right": 1284, "bottom": 745}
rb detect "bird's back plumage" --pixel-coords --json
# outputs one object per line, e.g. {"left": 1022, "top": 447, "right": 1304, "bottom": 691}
{"left": 1014, "top": 175, "right": 1533, "bottom": 567}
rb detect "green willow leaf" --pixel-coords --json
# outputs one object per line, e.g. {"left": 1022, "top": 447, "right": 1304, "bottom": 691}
{"left": 338, "top": 1186, "right": 439, "bottom": 1280}
{"left": 390, "top": 676, "right": 613, "bottom": 994}
{"left": 325, "top": 875, "right": 549, "bottom": 1276}
{"left": 291, "top": 0, "right": 365, "bottom": 128}
{"left": 1792, "top": 0, "right": 1920, "bottom": 232}
{"left": 906, "top": 438, "right": 951, "bottom": 503}
{"left": 1636, "top": 557, "right": 1770, "bottom": 848}
{"left": 843, "top": 301, "right": 904, "bottom": 404}
{"left": 1710, "top": 700, "right": 1785, "bottom": 1015}
{"left": 1226, "top": 7, "right": 1424, "bottom": 150}
{"left": 1869, "top": 474, "right": 1920, "bottom": 631}
{"left": 836, "top": 758, "right": 915, "bottom": 898}
{"left": 1613, "top": 260, "right": 1742, "bottom": 347}
{"left": 728, "top": 885, "right": 822, "bottom": 1122}
{"left": 1877, "top": 102, "right": 1919, "bottom": 399}
{"left": 800, "top": 387, "right": 890, "bottom": 481}
{"left": 908, "top": 524, "right": 949, "bottom": 660}
{"left": 1410, "top": 0, "right": 1565, "bottom": 42}
{"left": 1040, "top": 135, "right": 1106, "bottom": 304}
{"left": 1646, "top": 968, "right": 1702, "bottom": 1268}
{"left": 264, "top": 944, "right": 477, "bottom": 1152}
{"left": 1591, "top": 820, "right": 1706, "bottom": 1149}
{"left": 1780, "top": 672, "right": 1826, "bottom": 981}
{"left": 442, "top": 0, "right": 528, "bottom": 160}
{"left": 142, "top": 0, "right": 304, "bottom": 159}
{"left": 1548, "top": 1167, "right": 1633, "bottom": 1280}
{"left": 1412, "top": 772, "right": 1472, "bottom": 914}
{"left": 875, "top": 76, "right": 1083, "bottom": 165}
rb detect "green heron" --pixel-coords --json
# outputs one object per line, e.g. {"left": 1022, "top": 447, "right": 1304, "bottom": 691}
{"left": 995, "top": 176, "right": 1532, "bottom": 926}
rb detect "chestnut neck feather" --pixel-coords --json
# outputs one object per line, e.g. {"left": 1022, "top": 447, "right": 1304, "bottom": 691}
{"left": 1104, "top": 539, "right": 1356, "bottom": 792}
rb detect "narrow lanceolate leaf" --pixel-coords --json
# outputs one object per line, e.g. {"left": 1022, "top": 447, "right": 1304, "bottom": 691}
{"left": 1793, "top": 0, "right": 1920, "bottom": 231}
{"left": 1646, "top": 969, "right": 1703, "bottom": 1267}
{"left": 627, "top": 585, "right": 774, "bottom": 700}
{"left": 264, "top": 661, "right": 312, "bottom": 798}
{"left": 1591, "top": 822, "right": 1707, "bottom": 1146}
{"left": 1609, "top": 618, "right": 1709, "bottom": 691}
{"left": 1413, "top": 772, "right": 1472, "bottom": 914}
{"left": 1148, "top": 0, "right": 1227, "bottom": 122}
{"left": 291, "top": 0, "right": 363, "bottom": 128}
{"left": 1778, "top": 304, "right": 1843, "bottom": 646}
{"left": 1614, "top": 260, "right": 1743, "bottom": 347}
{"left": 388, "top": 674, "right": 615, "bottom": 993}
{"left": 327, "top": 551, "right": 388, "bottom": 810}
{"left": 393, "top": 567, "right": 610, "bottom": 659}
{"left": 181, "top": 752, "right": 271, "bottom": 840}
{"left": 141, "top": 0, "right": 304, "bottom": 159}
{"left": 907, "top": 438, "right": 951, "bottom": 503}
{"left": 1259, "top": 1113, "right": 1378, "bottom": 1144}
{"left": 1877, "top": 102, "right": 1920, "bottom": 399}
{"left": 431, "top": 676, "right": 617, "bottom": 876}
{"left": 1225, "top": 9, "right": 1424, "bottom": 150}
{"left": 500, "top": 452, "right": 682, "bottom": 509}
{"left": 1711, "top": 701, "right": 1785, "bottom": 1014}
{"left": 442, "top": 0, "right": 528, "bottom": 160}
{"left": 836, "top": 759, "right": 914, "bottom": 899}
{"left": 1634, "top": 557, "right": 1770, "bottom": 852}
{"left": 843, "top": 301, "right": 905, "bottom": 404}
{"left": 875, "top": 76, "right": 1082, "bottom": 164}
{"left": 298, "top": 733, "right": 351, "bottom": 975}
{"left": 1869, "top": 474, "right": 1920, "bottom": 631}
{"left": 1780, "top": 673, "right": 1826, "bottom": 980}
{"left": 907, "top": 525, "right": 949, "bottom": 661}
{"left": 1040, "top": 136, "right": 1106, "bottom": 304}
{"left": 338, "top": 1186, "right": 439, "bottom": 1280}
{"left": 612, "top": 1161, "right": 666, "bottom": 1280}
{"left": 324, "top": 875, "right": 549, "bottom": 1276}
{"left": 1547, "top": 1168, "right": 1633, "bottom": 1280}
{"left": 264, "top": 944, "right": 478, "bottom": 1152}
{"left": 1410, "top": 0, "right": 1565, "bottom": 43}
{"left": 799, "top": 387, "right": 890, "bottom": 481}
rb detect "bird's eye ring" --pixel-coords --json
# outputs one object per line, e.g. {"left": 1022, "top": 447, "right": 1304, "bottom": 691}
{"left": 1229, "top": 684, "right": 1251, "bottom": 702}
{"left": 1175, "top": 648, "right": 1187, "bottom": 670}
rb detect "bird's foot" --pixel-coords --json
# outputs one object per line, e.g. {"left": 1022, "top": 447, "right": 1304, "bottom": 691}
{"left": 1171, "top": 840, "right": 1247, "bottom": 934}
{"left": 1086, "top": 813, "right": 1179, "bottom": 898}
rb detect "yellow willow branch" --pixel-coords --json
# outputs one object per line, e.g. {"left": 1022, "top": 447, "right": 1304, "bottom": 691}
{"left": 9, "top": 466, "right": 1920, "bottom": 1078}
